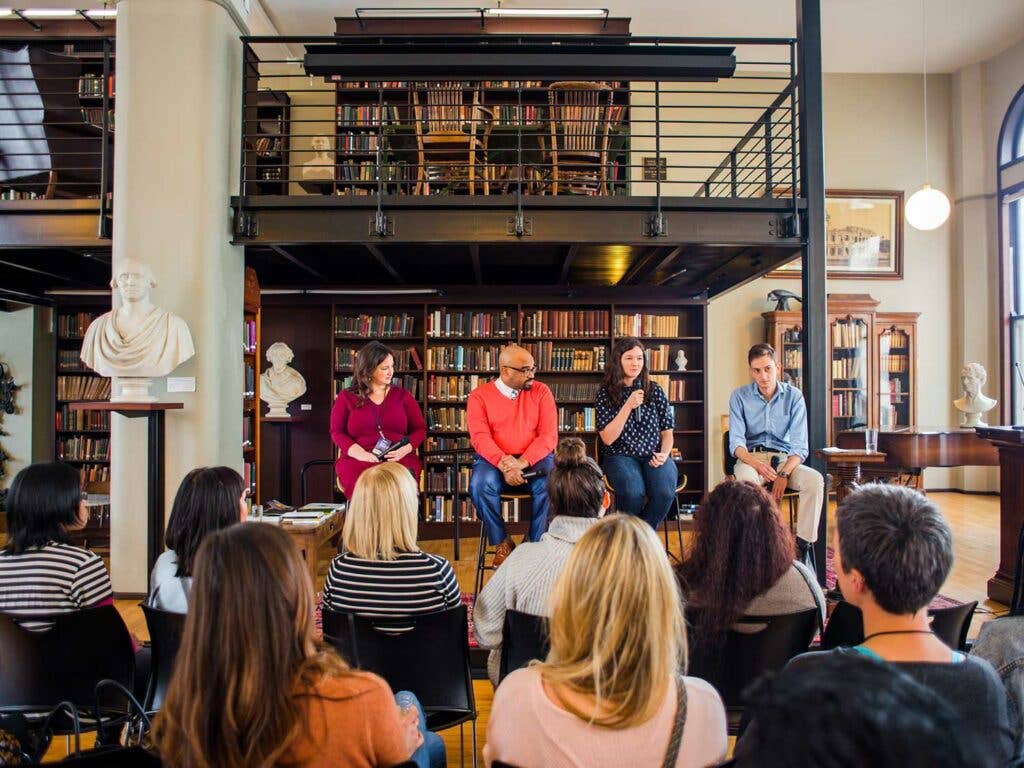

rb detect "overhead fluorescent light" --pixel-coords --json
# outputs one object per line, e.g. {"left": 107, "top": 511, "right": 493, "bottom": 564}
{"left": 21, "top": 8, "right": 79, "bottom": 17}
{"left": 46, "top": 289, "right": 111, "bottom": 296}
{"left": 485, "top": 7, "right": 607, "bottom": 16}
{"left": 0, "top": 10, "right": 14, "bottom": 17}
{"left": 85, "top": 8, "right": 117, "bottom": 17}
{"left": 261, "top": 288, "right": 442, "bottom": 296}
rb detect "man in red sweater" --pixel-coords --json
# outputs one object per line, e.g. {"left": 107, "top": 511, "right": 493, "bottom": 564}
{"left": 468, "top": 344, "right": 558, "bottom": 565}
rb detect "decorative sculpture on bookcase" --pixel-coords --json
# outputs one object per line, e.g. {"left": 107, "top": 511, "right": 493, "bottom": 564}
{"left": 260, "top": 341, "right": 307, "bottom": 417}
{"left": 0, "top": 358, "right": 19, "bottom": 490}
{"left": 80, "top": 260, "right": 195, "bottom": 402}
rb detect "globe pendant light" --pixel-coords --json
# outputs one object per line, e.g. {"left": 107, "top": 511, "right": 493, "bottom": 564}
{"left": 906, "top": 0, "right": 950, "bottom": 231}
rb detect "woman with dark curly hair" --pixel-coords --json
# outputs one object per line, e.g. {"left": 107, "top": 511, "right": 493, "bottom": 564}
{"left": 330, "top": 340, "right": 426, "bottom": 496}
{"left": 676, "top": 479, "right": 824, "bottom": 654}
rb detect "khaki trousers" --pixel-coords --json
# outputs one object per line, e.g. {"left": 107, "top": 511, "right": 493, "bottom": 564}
{"left": 734, "top": 457, "right": 824, "bottom": 543}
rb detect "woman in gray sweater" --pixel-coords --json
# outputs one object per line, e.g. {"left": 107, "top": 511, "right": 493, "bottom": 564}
{"left": 473, "top": 437, "right": 608, "bottom": 686}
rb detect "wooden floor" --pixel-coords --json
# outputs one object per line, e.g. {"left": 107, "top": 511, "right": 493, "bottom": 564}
{"left": 46, "top": 491, "right": 1004, "bottom": 763}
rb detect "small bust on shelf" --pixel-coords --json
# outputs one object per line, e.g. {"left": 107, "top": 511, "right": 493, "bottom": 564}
{"left": 260, "top": 341, "right": 307, "bottom": 418}
{"left": 301, "top": 135, "right": 334, "bottom": 180}
{"left": 953, "top": 362, "right": 997, "bottom": 428}
{"left": 675, "top": 348, "right": 688, "bottom": 371}
{"left": 80, "top": 259, "right": 195, "bottom": 402}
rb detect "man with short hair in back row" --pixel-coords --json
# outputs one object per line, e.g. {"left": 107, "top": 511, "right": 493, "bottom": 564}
{"left": 728, "top": 343, "right": 824, "bottom": 564}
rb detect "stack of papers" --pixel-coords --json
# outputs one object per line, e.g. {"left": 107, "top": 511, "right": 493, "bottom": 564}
{"left": 281, "top": 503, "right": 345, "bottom": 526}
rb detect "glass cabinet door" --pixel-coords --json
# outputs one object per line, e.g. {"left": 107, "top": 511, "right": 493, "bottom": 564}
{"left": 780, "top": 324, "right": 803, "bottom": 391}
{"left": 877, "top": 325, "right": 913, "bottom": 429}
{"left": 830, "top": 316, "right": 869, "bottom": 440}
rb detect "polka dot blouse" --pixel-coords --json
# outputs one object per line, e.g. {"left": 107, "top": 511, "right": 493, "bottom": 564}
{"left": 595, "top": 381, "right": 674, "bottom": 457}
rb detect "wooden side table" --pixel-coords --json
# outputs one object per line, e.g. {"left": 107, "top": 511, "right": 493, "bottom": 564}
{"left": 816, "top": 448, "right": 888, "bottom": 505}
{"left": 280, "top": 508, "right": 344, "bottom": 587}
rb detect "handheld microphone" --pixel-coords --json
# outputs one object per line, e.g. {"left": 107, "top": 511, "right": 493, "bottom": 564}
{"left": 521, "top": 467, "right": 548, "bottom": 481}
{"left": 635, "top": 404, "right": 644, "bottom": 422}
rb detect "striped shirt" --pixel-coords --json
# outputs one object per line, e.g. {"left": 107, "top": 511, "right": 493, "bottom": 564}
{"left": 323, "top": 550, "right": 460, "bottom": 632}
{"left": 0, "top": 541, "right": 113, "bottom": 631}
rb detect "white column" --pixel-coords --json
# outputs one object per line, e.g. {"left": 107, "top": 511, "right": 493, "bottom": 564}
{"left": 109, "top": 0, "right": 246, "bottom": 592}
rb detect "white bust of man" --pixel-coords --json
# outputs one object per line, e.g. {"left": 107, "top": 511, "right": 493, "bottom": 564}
{"left": 675, "top": 348, "right": 688, "bottom": 371}
{"left": 80, "top": 260, "right": 195, "bottom": 391}
{"left": 260, "top": 342, "right": 307, "bottom": 417}
{"left": 954, "top": 362, "right": 997, "bottom": 428}
{"left": 301, "top": 135, "right": 334, "bottom": 180}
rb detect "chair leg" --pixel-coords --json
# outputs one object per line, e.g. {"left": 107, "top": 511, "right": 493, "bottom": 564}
{"left": 471, "top": 718, "right": 478, "bottom": 768}
{"left": 675, "top": 514, "right": 684, "bottom": 559}
{"left": 460, "top": 721, "right": 465, "bottom": 768}
{"left": 474, "top": 524, "right": 487, "bottom": 600}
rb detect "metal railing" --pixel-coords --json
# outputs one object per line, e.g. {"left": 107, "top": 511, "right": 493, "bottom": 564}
{"left": 239, "top": 34, "right": 801, "bottom": 207}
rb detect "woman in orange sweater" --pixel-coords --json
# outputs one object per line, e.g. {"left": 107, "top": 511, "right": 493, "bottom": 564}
{"left": 152, "top": 522, "right": 429, "bottom": 768}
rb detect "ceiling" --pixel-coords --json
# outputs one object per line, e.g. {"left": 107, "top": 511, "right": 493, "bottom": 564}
{"left": 249, "top": 0, "right": 1024, "bottom": 74}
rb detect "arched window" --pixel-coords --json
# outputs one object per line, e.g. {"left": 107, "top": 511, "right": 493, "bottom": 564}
{"left": 999, "top": 85, "right": 1024, "bottom": 425}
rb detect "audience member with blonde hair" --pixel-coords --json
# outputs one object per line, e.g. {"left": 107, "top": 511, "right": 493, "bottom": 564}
{"left": 323, "top": 461, "right": 460, "bottom": 631}
{"left": 485, "top": 514, "right": 727, "bottom": 767}
{"left": 152, "top": 522, "right": 427, "bottom": 768}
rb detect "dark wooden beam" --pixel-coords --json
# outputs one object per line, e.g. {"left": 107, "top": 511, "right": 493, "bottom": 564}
{"left": 0, "top": 258, "right": 89, "bottom": 285}
{"left": 364, "top": 243, "right": 405, "bottom": 284}
{"left": 469, "top": 244, "right": 482, "bottom": 285}
{"left": 558, "top": 244, "right": 579, "bottom": 285}
{"left": 268, "top": 245, "right": 327, "bottom": 281}
{"left": 616, "top": 246, "right": 661, "bottom": 286}
{"left": 689, "top": 248, "right": 756, "bottom": 290}
{"left": 0, "top": 287, "right": 52, "bottom": 306}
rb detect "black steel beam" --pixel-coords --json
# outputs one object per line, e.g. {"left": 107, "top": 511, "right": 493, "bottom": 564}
{"left": 0, "top": 287, "right": 51, "bottom": 306}
{"left": 558, "top": 244, "right": 579, "bottom": 285}
{"left": 364, "top": 243, "right": 405, "bottom": 284}
{"left": 797, "top": 0, "right": 828, "bottom": 585}
{"left": 469, "top": 244, "right": 482, "bottom": 285}
{"left": 0, "top": 258, "right": 92, "bottom": 285}
{"left": 0, "top": 202, "right": 110, "bottom": 249}
{"left": 268, "top": 244, "right": 327, "bottom": 280}
{"left": 616, "top": 246, "right": 662, "bottom": 286}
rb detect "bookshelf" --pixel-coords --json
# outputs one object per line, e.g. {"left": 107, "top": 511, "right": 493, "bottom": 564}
{"left": 251, "top": 90, "right": 291, "bottom": 195}
{"left": 763, "top": 294, "right": 919, "bottom": 443}
{"left": 244, "top": 267, "right": 261, "bottom": 502}
{"left": 330, "top": 299, "right": 705, "bottom": 538}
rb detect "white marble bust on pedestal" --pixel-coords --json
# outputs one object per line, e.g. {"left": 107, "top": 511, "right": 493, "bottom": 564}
{"left": 260, "top": 342, "right": 307, "bottom": 417}
{"left": 675, "top": 349, "right": 688, "bottom": 371}
{"left": 301, "top": 136, "right": 334, "bottom": 180}
{"left": 80, "top": 260, "right": 195, "bottom": 402}
{"left": 954, "top": 362, "right": 997, "bottom": 428}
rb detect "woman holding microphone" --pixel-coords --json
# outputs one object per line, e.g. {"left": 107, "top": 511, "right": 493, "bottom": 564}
{"left": 595, "top": 337, "right": 678, "bottom": 529}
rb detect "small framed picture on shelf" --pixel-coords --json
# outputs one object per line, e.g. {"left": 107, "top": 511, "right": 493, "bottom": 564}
{"left": 768, "top": 190, "right": 904, "bottom": 280}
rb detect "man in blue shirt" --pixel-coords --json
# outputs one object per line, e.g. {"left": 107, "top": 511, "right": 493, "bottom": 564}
{"left": 729, "top": 343, "right": 824, "bottom": 557}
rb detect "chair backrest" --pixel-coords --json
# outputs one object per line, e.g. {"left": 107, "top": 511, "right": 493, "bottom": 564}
{"left": 547, "top": 81, "right": 613, "bottom": 156}
{"left": 686, "top": 607, "right": 819, "bottom": 708}
{"left": 722, "top": 428, "right": 738, "bottom": 477}
{"left": 322, "top": 605, "right": 475, "bottom": 718}
{"left": 414, "top": 82, "right": 480, "bottom": 134}
{"left": 822, "top": 600, "right": 978, "bottom": 653}
{"left": 59, "top": 746, "right": 163, "bottom": 766}
{"left": 140, "top": 604, "right": 187, "bottom": 712}
{"left": 0, "top": 605, "right": 134, "bottom": 712}
{"left": 498, "top": 610, "right": 549, "bottom": 684}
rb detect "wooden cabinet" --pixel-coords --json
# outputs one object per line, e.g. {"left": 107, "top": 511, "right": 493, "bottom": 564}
{"left": 763, "top": 294, "right": 919, "bottom": 444}
{"left": 243, "top": 267, "right": 261, "bottom": 501}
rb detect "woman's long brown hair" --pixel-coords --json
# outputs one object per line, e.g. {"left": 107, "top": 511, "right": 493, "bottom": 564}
{"left": 677, "top": 479, "right": 795, "bottom": 652}
{"left": 152, "top": 523, "right": 350, "bottom": 768}
{"left": 348, "top": 340, "right": 393, "bottom": 406}
{"left": 601, "top": 336, "right": 651, "bottom": 405}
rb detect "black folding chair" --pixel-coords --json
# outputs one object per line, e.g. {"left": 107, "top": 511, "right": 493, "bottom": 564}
{"left": 322, "top": 604, "right": 478, "bottom": 767}
{"left": 0, "top": 606, "right": 134, "bottom": 731}
{"left": 822, "top": 600, "right": 978, "bottom": 652}
{"left": 687, "top": 607, "right": 819, "bottom": 733}
{"left": 140, "top": 604, "right": 187, "bottom": 713}
{"left": 498, "top": 610, "right": 549, "bottom": 684}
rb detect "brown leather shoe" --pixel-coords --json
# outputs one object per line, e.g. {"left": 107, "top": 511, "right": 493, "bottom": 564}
{"left": 492, "top": 538, "right": 516, "bottom": 568}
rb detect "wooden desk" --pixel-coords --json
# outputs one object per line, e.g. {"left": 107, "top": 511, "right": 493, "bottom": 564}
{"left": 975, "top": 426, "right": 1024, "bottom": 605}
{"left": 816, "top": 448, "right": 888, "bottom": 505}
{"left": 280, "top": 509, "right": 344, "bottom": 587}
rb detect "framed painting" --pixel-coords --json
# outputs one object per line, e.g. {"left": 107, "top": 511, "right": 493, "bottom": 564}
{"left": 769, "top": 189, "right": 904, "bottom": 279}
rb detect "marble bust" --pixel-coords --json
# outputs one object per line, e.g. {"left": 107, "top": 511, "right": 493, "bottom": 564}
{"left": 260, "top": 342, "right": 307, "bottom": 417}
{"left": 80, "top": 260, "right": 195, "bottom": 401}
{"left": 954, "top": 362, "right": 997, "bottom": 428}
{"left": 675, "top": 349, "right": 688, "bottom": 372}
{"left": 301, "top": 136, "right": 334, "bottom": 180}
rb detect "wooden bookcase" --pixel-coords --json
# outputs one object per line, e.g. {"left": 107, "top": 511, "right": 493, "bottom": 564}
{"left": 243, "top": 267, "right": 261, "bottom": 502}
{"left": 251, "top": 89, "right": 291, "bottom": 195}
{"left": 763, "top": 294, "right": 919, "bottom": 443}
{"left": 330, "top": 299, "right": 705, "bottom": 539}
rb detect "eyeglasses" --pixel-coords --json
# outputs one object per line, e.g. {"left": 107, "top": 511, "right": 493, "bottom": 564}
{"left": 502, "top": 364, "right": 537, "bottom": 374}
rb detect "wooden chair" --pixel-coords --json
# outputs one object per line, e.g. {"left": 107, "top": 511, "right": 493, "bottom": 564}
{"left": 412, "top": 82, "right": 491, "bottom": 195}
{"left": 543, "top": 81, "right": 615, "bottom": 196}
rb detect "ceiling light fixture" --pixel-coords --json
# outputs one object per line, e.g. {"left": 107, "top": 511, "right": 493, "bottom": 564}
{"left": 905, "top": 0, "right": 950, "bottom": 231}
{"left": 20, "top": 8, "right": 79, "bottom": 17}
{"left": 484, "top": 7, "right": 608, "bottom": 17}
{"left": 85, "top": 8, "right": 116, "bottom": 17}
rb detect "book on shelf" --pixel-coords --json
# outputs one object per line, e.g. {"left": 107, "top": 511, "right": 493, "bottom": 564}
{"left": 614, "top": 313, "right": 680, "bottom": 338}
{"left": 332, "top": 79, "right": 409, "bottom": 88}
{"left": 783, "top": 346, "right": 802, "bottom": 371}
{"left": 57, "top": 376, "right": 110, "bottom": 401}
{"left": 426, "top": 344, "right": 501, "bottom": 371}
{"left": 427, "top": 375, "right": 484, "bottom": 402}
{"left": 58, "top": 312, "right": 99, "bottom": 339}
{"left": 244, "top": 363, "right": 256, "bottom": 399}
{"left": 337, "top": 131, "right": 385, "bottom": 152}
{"left": 882, "top": 354, "right": 909, "bottom": 373}
{"left": 831, "top": 391, "right": 866, "bottom": 419}
{"left": 423, "top": 495, "right": 473, "bottom": 523}
{"left": 423, "top": 465, "right": 472, "bottom": 493}
{"left": 79, "top": 464, "right": 110, "bottom": 484}
{"left": 57, "top": 436, "right": 110, "bottom": 462}
{"left": 557, "top": 407, "right": 596, "bottom": 432}
{"left": 243, "top": 414, "right": 255, "bottom": 448}
{"left": 77, "top": 72, "right": 114, "bottom": 98}
{"left": 492, "top": 104, "right": 541, "bottom": 125}
{"left": 56, "top": 405, "right": 110, "bottom": 432}
{"left": 243, "top": 461, "right": 256, "bottom": 496}
{"left": 243, "top": 318, "right": 257, "bottom": 354}
{"left": 335, "top": 313, "right": 416, "bottom": 337}
{"left": 667, "top": 379, "right": 687, "bottom": 401}
{"left": 335, "top": 345, "right": 422, "bottom": 371}
{"left": 522, "top": 342, "right": 607, "bottom": 372}
{"left": 426, "top": 406, "right": 468, "bottom": 432}
{"left": 547, "top": 381, "right": 601, "bottom": 402}
{"left": 521, "top": 309, "right": 609, "bottom": 337}
{"left": 831, "top": 320, "right": 867, "bottom": 349}
{"left": 422, "top": 435, "right": 473, "bottom": 461}
{"left": 642, "top": 345, "right": 673, "bottom": 371}
{"left": 81, "top": 494, "right": 111, "bottom": 529}
{"left": 58, "top": 350, "right": 89, "bottom": 371}
{"left": 831, "top": 355, "right": 864, "bottom": 380}
{"left": 426, "top": 309, "right": 515, "bottom": 338}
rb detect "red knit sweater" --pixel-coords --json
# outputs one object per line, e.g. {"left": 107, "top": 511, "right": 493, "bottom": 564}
{"left": 467, "top": 380, "right": 558, "bottom": 467}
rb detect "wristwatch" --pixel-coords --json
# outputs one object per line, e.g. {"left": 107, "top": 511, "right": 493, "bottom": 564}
{"left": 777, "top": 470, "right": 790, "bottom": 479}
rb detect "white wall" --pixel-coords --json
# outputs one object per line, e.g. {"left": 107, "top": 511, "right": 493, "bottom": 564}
{"left": 0, "top": 306, "right": 36, "bottom": 486}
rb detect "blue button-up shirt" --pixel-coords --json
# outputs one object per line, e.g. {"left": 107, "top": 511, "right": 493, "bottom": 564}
{"left": 728, "top": 381, "right": 809, "bottom": 460}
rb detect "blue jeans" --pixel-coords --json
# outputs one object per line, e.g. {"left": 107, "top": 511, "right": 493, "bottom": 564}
{"left": 469, "top": 453, "right": 554, "bottom": 545}
{"left": 603, "top": 453, "right": 678, "bottom": 529}
{"left": 396, "top": 691, "right": 446, "bottom": 768}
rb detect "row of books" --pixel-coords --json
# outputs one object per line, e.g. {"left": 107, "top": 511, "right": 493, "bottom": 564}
{"left": 58, "top": 350, "right": 87, "bottom": 371}
{"left": 57, "top": 436, "right": 110, "bottom": 462}
{"left": 0, "top": 189, "right": 40, "bottom": 200}
{"left": 882, "top": 331, "right": 909, "bottom": 350}
{"left": 396, "top": 375, "right": 421, "bottom": 400}
{"left": 782, "top": 328, "right": 803, "bottom": 343}
{"left": 81, "top": 107, "right": 114, "bottom": 130}
{"left": 337, "top": 161, "right": 408, "bottom": 183}
{"left": 81, "top": 495, "right": 111, "bottom": 529}
{"left": 336, "top": 105, "right": 402, "bottom": 128}
{"left": 338, "top": 132, "right": 382, "bottom": 153}
{"left": 335, "top": 345, "right": 422, "bottom": 371}
{"left": 832, "top": 320, "right": 868, "bottom": 349}
{"left": 558, "top": 407, "right": 596, "bottom": 433}
{"left": 427, "top": 375, "right": 485, "bottom": 402}
{"left": 881, "top": 354, "right": 910, "bottom": 373}
{"left": 243, "top": 462, "right": 256, "bottom": 496}
{"left": 244, "top": 363, "right": 256, "bottom": 399}
{"left": 521, "top": 310, "right": 609, "bottom": 338}
{"left": 782, "top": 347, "right": 802, "bottom": 370}
{"left": 831, "top": 391, "right": 866, "bottom": 419}
{"left": 58, "top": 313, "right": 99, "bottom": 340}
{"left": 56, "top": 405, "right": 109, "bottom": 432}
{"left": 243, "top": 414, "right": 255, "bottom": 448}
{"left": 831, "top": 355, "right": 865, "bottom": 380}
{"left": 425, "top": 345, "right": 501, "bottom": 371}
{"left": 613, "top": 313, "right": 680, "bottom": 338}
{"left": 548, "top": 381, "right": 601, "bottom": 402}
{"left": 335, "top": 313, "right": 417, "bottom": 337}
{"left": 666, "top": 379, "right": 687, "bottom": 401}
{"left": 57, "top": 375, "right": 110, "bottom": 401}
{"left": 243, "top": 319, "right": 257, "bottom": 354}
{"left": 522, "top": 343, "right": 607, "bottom": 372}
{"left": 427, "top": 406, "right": 468, "bottom": 432}
{"left": 643, "top": 345, "right": 675, "bottom": 371}
{"left": 422, "top": 435, "right": 472, "bottom": 462}
{"left": 79, "top": 464, "right": 110, "bottom": 484}
{"left": 421, "top": 494, "right": 525, "bottom": 523}
{"left": 492, "top": 104, "right": 542, "bottom": 125}
{"left": 423, "top": 466, "right": 472, "bottom": 493}
{"left": 332, "top": 79, "right": 408, "bottom": 88}
{"left": 78, "top": 72, "right": 114, "bottom": 98}
{"left": 253, "top": 136, "right": 284, "bottom": 156}
{"left": 427, "top": 309, "right": 515, "bottom": 338}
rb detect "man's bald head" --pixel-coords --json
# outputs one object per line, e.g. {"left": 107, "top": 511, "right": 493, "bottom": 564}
{"left": 498, "top": 343, "right": 536, "bottom": 390}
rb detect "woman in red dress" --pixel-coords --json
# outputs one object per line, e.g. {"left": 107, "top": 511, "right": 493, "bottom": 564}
{"left": 330, "top": 341, "right": 426, "bottom": 497}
